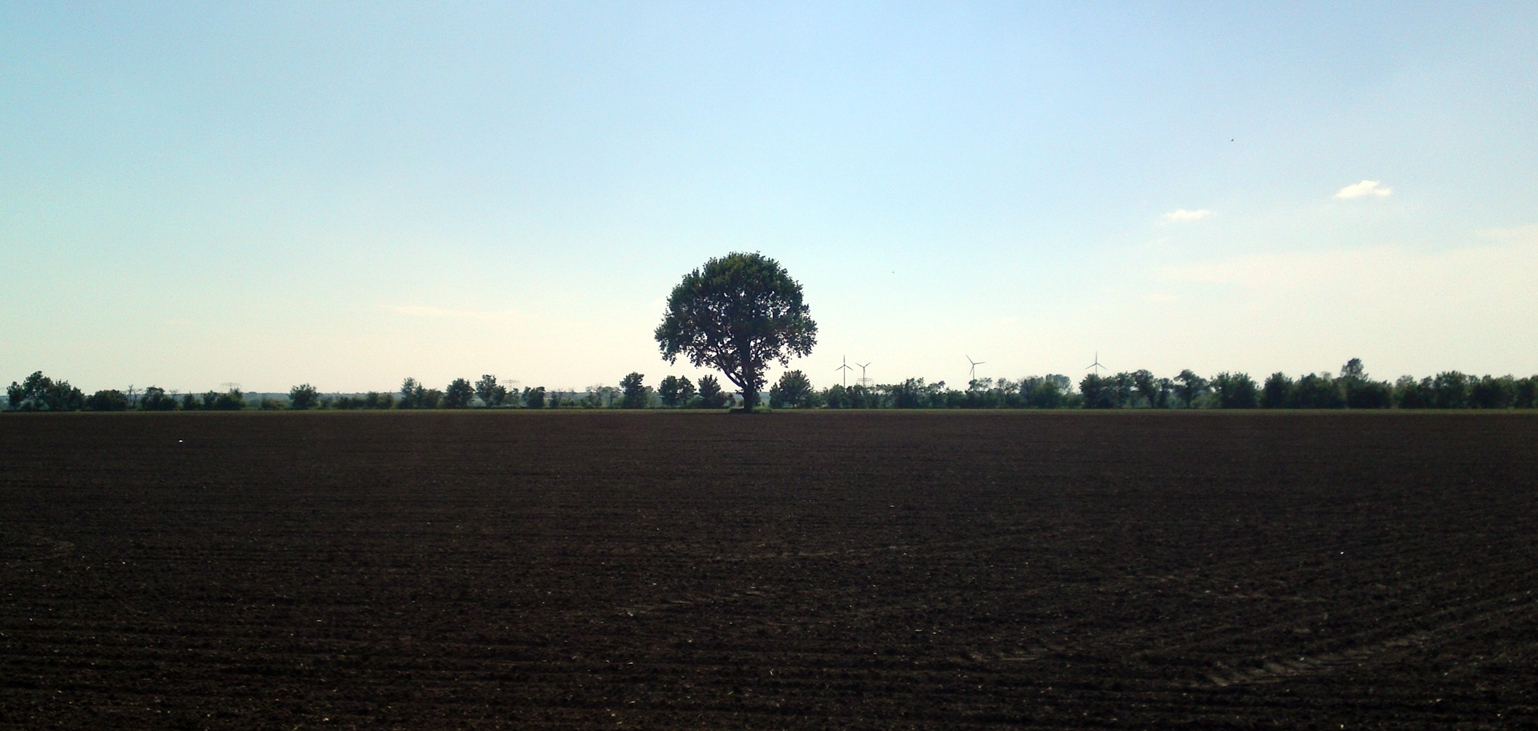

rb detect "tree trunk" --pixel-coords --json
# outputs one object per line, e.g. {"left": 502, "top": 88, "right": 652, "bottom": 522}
{"left": 740, "top": 364, "right": 759, "bottom": 410}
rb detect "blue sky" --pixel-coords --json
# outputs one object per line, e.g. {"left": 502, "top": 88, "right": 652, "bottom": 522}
{"left": 3, "top": 2, "right": 1535, "bottom": 393}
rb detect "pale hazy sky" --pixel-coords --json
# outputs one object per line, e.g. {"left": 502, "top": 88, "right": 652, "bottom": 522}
{"left": 3, "top": 2, "right": 1535, "bottom": 393}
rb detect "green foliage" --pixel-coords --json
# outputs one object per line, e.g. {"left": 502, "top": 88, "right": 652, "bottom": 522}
{"left": 1340, "top": 358, "right": 1366, "bottom": 381}
{"left": 658, "top": 375, "right": 696, "bottom": 408}
{"left": 1344, "top": 380, "right": 1392, "bottom": 408}
{"left": 1431, "top": 371, "right": 1469, "bottom": 409}
{"left": 288, "top": 383, "right": 321, "bottom": 410}
{"left": 1020, "top": 376, "right": 1069, "bottom": 409}
{"left": 1293, "top": 374, "right": 1343, "bottom": 408}
{"left": 523, "top": 386, "right": 547, "bottom": 409}
{"left": 1210, "top": 372, "right": 1259, "bottom": 409}
{"left": 181, "top": 393, "right": 201, "bottom": 410}
{"left": 140, "top": 386, "right": 178, "bottom": 411}
{"left": 1470, "top": 375, "right": 1516, "bottom": 409}
{"left": 583, "top": 385, "right": 619, "bottom": 409}
{"left": 398, "top": 378, "right": 443, "bottom": 409}
{"left": 7, "top": 371, "right": 86, "bottom": 411}
{"left": 400, "top": 378, "right": 423, "bottom": 408}
{"left": 475, "top": 375, "right": 509, "bottom": 407}
{"left": 1174, "top": 370, "right": 1208, "bottom": 408}
{"left": 1516, "top": 377, "right": 1538, "bottom": 409}
{"left": 656, "top": 252, "right": 817, "bottom": 410}
{"left": 86, "top": 389, "right": 129, "bottom": 411}
{"left": 769, "top": 370, "right": 817, "bottom": 408}
{"left": 260, "top": 398, "right": 285, "bottom": 410}
{"left": 1131, "top": 370, "right": 1160, "bottom": 408}
{"left": 619, "top": 372, "right": 649, "bottom": 409}
{"left": 443, "top": 378, "right": 475, "bottom": 409}
{"left": 1394, "top": 376, "right": 1431, "bottom": 408}
{"left": 334, "top": 391, "right": 397, "bottom": 410}
{"left": 1078, "top": 373, "right": 1117, "bottom": 409}
{"left": 877, "top": 378, "right": 943, "bottom": 409}
{"left": 1261, "top": 373, "right": 1293, "bottom": 408}
{"left": 189, "top": 388, "right": 245, "bottom": 411}
{"left": 696, "top": 375, "right": 729, "bottom": 409}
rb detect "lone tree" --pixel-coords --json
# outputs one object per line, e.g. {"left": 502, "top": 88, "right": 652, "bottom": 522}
{"left": 655, "top": 252, "right": 817, "bottom": 411}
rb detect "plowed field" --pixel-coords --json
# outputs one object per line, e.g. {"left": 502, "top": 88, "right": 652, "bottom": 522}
{"left": 2, "top": 411, "right": 1536, "bottom": 729}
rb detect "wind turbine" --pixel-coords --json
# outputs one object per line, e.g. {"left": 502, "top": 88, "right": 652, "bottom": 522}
{"left": 1086, "top": 352, "right": 1106, "bottom": 376}
{"left": 835, "top": 355, "right": 853, "bottom": 388}
{"left": 856, "top": 362, "right": 872, "bottom": 388}
{"left": 966, "top": 356, "right": 985, "bottom": 382}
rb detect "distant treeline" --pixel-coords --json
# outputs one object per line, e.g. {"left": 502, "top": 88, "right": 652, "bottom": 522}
{"left": 6, "top": 360, "right": 1536, "bottom": 412}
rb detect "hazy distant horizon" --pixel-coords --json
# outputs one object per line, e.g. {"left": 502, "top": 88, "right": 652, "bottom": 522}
{"left": 4, "top": 3, "right": 1535, "bottom": 393}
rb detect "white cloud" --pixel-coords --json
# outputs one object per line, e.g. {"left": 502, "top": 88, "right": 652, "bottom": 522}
{"left": 1334, "top": 180, "right": 1392, "bottom": 199}
{"left": 384, "top": 305, "right": 522, "bottom": 322}
{"left": 1161, "top": 209, "right": 1213, "bottom": 223}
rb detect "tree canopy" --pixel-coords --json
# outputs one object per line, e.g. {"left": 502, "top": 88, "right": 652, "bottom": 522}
{"left": 655, "top": 252, "right": 817, "bottom": 410}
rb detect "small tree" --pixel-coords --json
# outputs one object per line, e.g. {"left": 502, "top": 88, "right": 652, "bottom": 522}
{"left": 1515, "top": 376, "right": 1538, "bottom": 409}
{"left": 1210, "top": 372, "right": 1259, "bottom": 408}
{"left": 140, "top": 386, "right": 179, "bottom": 411}
{"left": 1470, "top": 375, "right": 1516, "bottom": 409}
{"left": 1174, "top": 370, "right": 1208, "bottom": 408}
{"left": 769, "top": 370, "right": 815, "bottom": 408}
{"left": 523, "top": 386, "right": 546, "bottom": 409}
{"left": 1340, "top": 358, "right": 1366, "bottom": 381}
{"left": 1293, "top": 373, "right": 1343, "bottom": 408}
{"left": 696, "top": 375, "right": 729, "bottom": 409}
{"left": 289, "top": 384, "right": 321, "bottom": 410}
{"left": 1078, "top": 373, "right": 1117, "bottom": 409}
{"left": 620, "top": 372, "right": 649, "bottom": 409}
{"left": 211, "top": 389, "right": 246, "bottom": 411}
{"left": 475, "top": 374, "right": 509, "bottom": 407}
{"left": 655, "top": 252, "right": 817, "bottom": 410}
{"left": 1431, "top": 371, "right": 1469, "bottom": 409}
{"left": 1261, "top": 373, "right": 1293, "bottom": 408}
{"left": 1131, "top": 370, "right": 1158, "bottom": 408}
{"left": 658, "top": 376, "right": 695, "bottom": 408}
{"left": 400, "top": 378, "right": 424, "bottom": 408}
{"left": 8, "top": 372, "right": 85, "bottom": 411}
{"left": 444, "top": 378, "right": 475, "bottom": 409}
{"left": 86, "top": 390, "right": 130, "bottom": 411}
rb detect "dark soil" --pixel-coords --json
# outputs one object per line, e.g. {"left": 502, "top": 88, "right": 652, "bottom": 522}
{"left": 2, "top": 411, "right": 1536, "bottom": 729}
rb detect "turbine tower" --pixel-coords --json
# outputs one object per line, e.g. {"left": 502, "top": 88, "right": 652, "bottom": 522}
{"left": 966, "top": 356, "right": 985, "bottom": 382}
{"left": 856, "top": 362, "right": 872, "bottom": 388}
{"left": 1086, "top": 352, "right": 1106, "bottom": 376}
{"left": 835, "top": 355, "right": 853, "bottom": 388}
